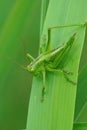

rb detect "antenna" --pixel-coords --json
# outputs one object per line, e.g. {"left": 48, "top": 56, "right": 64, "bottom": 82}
{"left": 7, "top": 56, "right": 27, "bottom": 70}
{"left": 1, "top": 54, "right": 27, "bottom": 70}
{"left": 20, "top": 37, "right": 29, "bottom": 64}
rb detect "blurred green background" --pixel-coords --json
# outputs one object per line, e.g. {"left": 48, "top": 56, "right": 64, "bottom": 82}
{"left": 0, "top": 0, "right": 41, "bottom": 129}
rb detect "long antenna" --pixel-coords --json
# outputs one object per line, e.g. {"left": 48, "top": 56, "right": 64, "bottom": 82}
{"left": 2, "top": 54, "right": 27, "bottom": 70}
{"left": 20, "top": 37, "right": 29, "bottom": 64}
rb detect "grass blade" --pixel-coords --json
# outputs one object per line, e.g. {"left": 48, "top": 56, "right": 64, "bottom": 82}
{"left": 73, "top": 123, "right": 87, "bottom": 130}
{"left": 75, "top": 65, "right": 87, "bottom": 121}
{"left": 26, "top": 0, "right": 87, "bottom": 130}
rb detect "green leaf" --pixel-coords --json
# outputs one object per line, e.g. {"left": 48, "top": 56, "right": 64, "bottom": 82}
{"left": 76, "top": 102, "right": 87, "bottom": 122}
{"left": 26, "top": 0, "right": 87, "bottom": 130}
{"left": 79, "top": 23, "right": 87, "bottom": 71}
{"left": 73, "top": 123, "right": 87, "bottom": 130}
{"left": 74, "top": 23, "right": 87, "bottom": 122}
{"left": 40, "top": 0, "right": 50, "bottom": 35}
{"left": 75, "top": 65, "right": 87, "bottom": 121}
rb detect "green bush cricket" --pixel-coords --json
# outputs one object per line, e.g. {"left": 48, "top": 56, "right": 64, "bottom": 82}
{"left": 16, "top": 22, "right": 87, "bottom": 102}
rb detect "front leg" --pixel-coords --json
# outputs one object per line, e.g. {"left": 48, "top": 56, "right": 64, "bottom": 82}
{"left": 45, "top": 29, "right": 52, "bottom": 51}
{"left": 40, "top": 28, "right": 52, "bottom": 54}
{"left": 27, "top": 53, "right": 35, "bottom": 62}
{"left": 40, "top": 35, "right": 47, "bottom": 54}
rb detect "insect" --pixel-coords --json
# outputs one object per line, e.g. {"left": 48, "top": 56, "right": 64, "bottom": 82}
{"left": 22, "top": 22, "right": 86, "bottom": 102}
